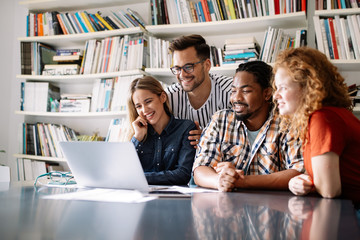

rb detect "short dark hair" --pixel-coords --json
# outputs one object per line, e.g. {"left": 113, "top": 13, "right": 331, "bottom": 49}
{"left": 169, "top": 34, "right": 210, "bottom": 60}
{"left": 236, "top": 61, "right": 273, "bottom": 89}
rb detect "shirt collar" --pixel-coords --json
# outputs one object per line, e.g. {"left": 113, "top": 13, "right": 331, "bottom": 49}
{"left": 148, "top": 114, "right": 174, "bottom": 136}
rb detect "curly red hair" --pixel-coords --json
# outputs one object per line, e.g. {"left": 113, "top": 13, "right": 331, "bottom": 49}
{"left": 272, "top": 47, "right": 352, "bottom": 144}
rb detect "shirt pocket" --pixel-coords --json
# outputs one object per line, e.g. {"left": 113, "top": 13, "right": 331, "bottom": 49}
{"left": 220, "top": 142, "right": 245, "bottom": 163}
{"left": 257, "top": 142, "right": 280, "bottom": 173}
{"left": 163, "top": 145, "right": 180, "bottom": 166}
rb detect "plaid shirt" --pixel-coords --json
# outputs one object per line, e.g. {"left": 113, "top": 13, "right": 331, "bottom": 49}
{"left": 193, "top": 108, "right": 304, "bottom": 174}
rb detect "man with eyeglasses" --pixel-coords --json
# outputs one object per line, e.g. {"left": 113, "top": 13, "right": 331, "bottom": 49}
{"left": 167, "top": 35, "right": 233, "bottom": 147}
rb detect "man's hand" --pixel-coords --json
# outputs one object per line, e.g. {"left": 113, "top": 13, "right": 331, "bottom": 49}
{"left": 188, "top": 121, "right": 202, "bottom": 149}
{"left": 288, "top": 174, "right": 314, "bottom": 196}
{"left": 215, "top": 162, "right": 244, "bottom": 192}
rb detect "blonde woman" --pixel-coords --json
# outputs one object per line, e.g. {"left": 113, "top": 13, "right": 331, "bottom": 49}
{"left": 127, "top": 76, "right": 196, "bottom": 185}
{"left": 273, "top": 47, "right": 360, "bottom": 208}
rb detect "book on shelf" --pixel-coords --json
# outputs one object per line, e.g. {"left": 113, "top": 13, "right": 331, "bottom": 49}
{"left": 53, "top": 55, "right": 83, "bottom": 62}
{"left": 42, "top": 64, "right": 80, "bottom": 76}
{"left": 260, "top": 26, "right": 306, "bottom": 63}
{"left": 59, "top": 99, "right": 91, "bottom": 113}
{"left": 316, "top": 0, "right": 359, "bottom": 10}
{"left": 22, "top": 123, "right": 78, "bottom": 158}
{"left": 150, "top": 0, "right": 306, "bottom": 25}
{"left": 314, "top": 14, "right": 360, "bottom": 60}
{"left": 22, "top": 82, "right": 60, "bottom": 112}
{"left": 106, "top": 118, "right": 131, "bottom": 142}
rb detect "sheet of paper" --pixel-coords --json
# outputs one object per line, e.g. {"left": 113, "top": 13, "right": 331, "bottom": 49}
{"left": 43, "top": 188, "right": 156, "bottom": 203}
{"left": 167, "top": 186, "right": 219, "bottom": 193}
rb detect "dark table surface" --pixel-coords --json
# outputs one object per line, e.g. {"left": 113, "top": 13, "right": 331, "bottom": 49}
{"left": 0, "top": 182, "right": 359, "bottom": 240}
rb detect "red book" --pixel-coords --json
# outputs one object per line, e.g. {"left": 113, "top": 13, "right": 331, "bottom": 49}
{"left": 200, "top": 0, "right": 211, "bottom": 22}
{"left": 274, "top": 0, "right": 280, "bottom": 15}
{"left": 56, "top": 14, "right": 68, "bottom": 34}
{"left": 337, "top": 0, "right": 341, "bottom": 9}
{"left": 328, "top": 18, "right": 339, "bottom": 59}
{"left": 301, "top": 0, "right": 306, "bottom": 11}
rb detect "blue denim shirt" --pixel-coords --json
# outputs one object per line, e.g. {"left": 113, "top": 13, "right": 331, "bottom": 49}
{"left": 131, "top": 115, "right": 196, "bottom": 185}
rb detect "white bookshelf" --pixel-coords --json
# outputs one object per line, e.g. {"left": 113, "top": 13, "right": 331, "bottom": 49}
{"left": 313, "top": 8, "right": 360, "bottom": 71}
{"left": 147, "top": 12, "right": 307, "bottom": 37}
{"left": 15, "top": 110, "right": 127, "bottom": 117}
{"left": 17, "top": 69, "right": 145, "bottom": 83}
{"left": 13, "top": 154, "right": 66, "bottom": 163}
{"left": 315, "top": 8, "right": 360, "bottom": 16}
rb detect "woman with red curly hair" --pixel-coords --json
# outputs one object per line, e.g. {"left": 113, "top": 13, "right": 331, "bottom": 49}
{"left": 272, "top": 47, "right": 360, "bottom": 207}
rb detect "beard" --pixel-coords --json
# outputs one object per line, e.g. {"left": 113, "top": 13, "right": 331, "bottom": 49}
{"left": 235, "top": 112, "right": 252, "bottom": 121}
{"left": 178, "top": 69, "right": 206, "bottom": 92}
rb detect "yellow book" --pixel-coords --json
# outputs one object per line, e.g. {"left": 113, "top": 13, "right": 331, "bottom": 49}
{"left": 95, "top": 13, "right": 114, "bottom": 30}
{"left": 80, "top": 12, "right": 95, "bottom": 32}
{"left": 227, "top": 0, "right": 236, "bottom": 20}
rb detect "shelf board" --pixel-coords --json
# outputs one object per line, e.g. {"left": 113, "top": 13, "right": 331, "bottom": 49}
{"left": 146, "top": 12, "right": 307, "bottom": 37}
{"left": 315, "top": 9, "right": 360, "bottom": 16}
{"left": 16, "top": 69, "right": 145, "bottom": 82}
{"left": 18, "top": 28, "right": 143, "bottom": 48}
{"left": 15, "top": 111, "right": 127, "bottom": 117}
{"left": 330, "top": 60, "right": 360, "bottom": 71}
{"left": 353, "top": 107, "right": 360, "bottom": 112}
{"left": 19, "top": 0, "right": 148, "bottom": 12}
{"left": 14, "top": 154, "right": 67, "bottom": 163}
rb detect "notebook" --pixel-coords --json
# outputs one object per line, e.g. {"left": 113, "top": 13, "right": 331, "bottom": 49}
{"left": 59, "top": 141, "right": 190, "bottom": 197}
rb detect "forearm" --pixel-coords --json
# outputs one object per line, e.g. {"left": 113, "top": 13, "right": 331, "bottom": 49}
{"left": 145, "top": 168, "right": 191, "bottom": 185}
{"left": 193, "top": 166, "right": 219, "bottom": 190}
{"left": 236, "top": 169, "right": 301, "bottom": 190}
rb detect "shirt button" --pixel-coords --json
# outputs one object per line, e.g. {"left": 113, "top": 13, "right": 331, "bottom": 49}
{"left": 158, "top": 150, "right": 160, "bottom": 153}
{"left": 172, "top": 149, "right": 174, "bottom": 151}
{"left": 157, "top": 163, "right": 159, "bottom": 166}
{"left": 243, "top": 160, "right": 245, "bottom": 163}
{"left": 158, "top": 137, "right": 161, "bottom": 140}
{"left": 141, "top": 151, "right": 143, "bottom": 153}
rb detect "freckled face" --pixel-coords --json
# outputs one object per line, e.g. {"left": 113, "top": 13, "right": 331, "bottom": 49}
{"left": 274, "top": 67, "right": 302, "bottom": 115}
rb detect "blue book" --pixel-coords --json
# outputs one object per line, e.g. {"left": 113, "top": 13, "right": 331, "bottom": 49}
{"left": 224, "top": 52, "right": 257, "bottom": 60}
{"left": 324, "top": 19, "right": 334, "bottom": 59}
{"left": 111, "top": 11, "right": 129, "bottom": 28}
{"left": 207, "top": 0, "right": 216, "bottom": 20}
{"left": 74, "top": 12, "right": 89, "bottom": 33}
{"left": 340, "top": 0, "right": 346, "bottom": 9}
{"left": 197, "top": 2, "right": 206, "bottom": 22}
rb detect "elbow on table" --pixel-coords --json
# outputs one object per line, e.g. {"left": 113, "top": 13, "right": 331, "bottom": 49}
{"left": 318, "top": 188, "right": 341, "bottom": 199}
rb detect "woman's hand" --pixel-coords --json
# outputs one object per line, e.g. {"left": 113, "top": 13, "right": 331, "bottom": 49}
{"left": 288, "top": 174, "right": 314, "bottom": 196}
{"left": 132, "top": 116, "right": 148, "bottom": 142}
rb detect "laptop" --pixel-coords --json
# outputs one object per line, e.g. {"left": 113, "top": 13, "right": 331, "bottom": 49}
{"left": 59, "top": 141, "right": 190, "bottom": 197}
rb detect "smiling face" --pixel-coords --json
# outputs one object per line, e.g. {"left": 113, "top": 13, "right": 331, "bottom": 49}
{"left": 230, "top": 71, "right": 272, "bottom": 123}
{"left": 132, "top": 89, "right": 167, "bottom": 126}
{"left": 274, "top": 67, "right": 302, "bottom": 116}
{"left": 172, "top": 46, "right": 210, "bottom": 92}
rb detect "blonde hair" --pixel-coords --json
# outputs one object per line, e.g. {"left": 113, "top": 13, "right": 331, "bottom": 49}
{"left": 127, "top": 76, "right": 172, "bottom": 140}
{"left": 273, "top": 47, "right": 352, "bottom": 144}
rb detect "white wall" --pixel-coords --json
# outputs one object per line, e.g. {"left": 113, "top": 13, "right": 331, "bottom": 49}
{"left": 0, "top": 0, "right": 27, "bottom": 180}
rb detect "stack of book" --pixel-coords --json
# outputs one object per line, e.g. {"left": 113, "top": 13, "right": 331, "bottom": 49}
{"left": 91, "top": 75, "right": 143, "bottom": 112}
{"left": 59, "top": 94, "right": 91, "bottom": 113}
{"left": 222, "top": 37, "right": 260, "bottom": 67}
{"left": 260, "top": 26, "right": 307, "bottom": 63}
{"left": 21, "top": 82, "right": 60, "bottom": 112}
{"left": 313, "top": 15, "right": 360, "bottom": 60}
{"left": 22, "top": 122, "right": 78, "bottom": 158}
{"left": 26, "top": 8, "right": 146, "bottom": 36}
{"left": 80, "top": 34, "right": 146, "bottom": 74}
{"left": 151, "top": 0, "right": 306, "bottom": 25}
{"left": 43, "top": 49, "right": 83, "bottom": 76}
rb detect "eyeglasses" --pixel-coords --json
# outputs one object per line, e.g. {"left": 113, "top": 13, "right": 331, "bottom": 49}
{"left": 170, "top": 60, "right": 205, "bottom": 75}
{"left": 34, "top": 171, "right": 76, "bottom": 187}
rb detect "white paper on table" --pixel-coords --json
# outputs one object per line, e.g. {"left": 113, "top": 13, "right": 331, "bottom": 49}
{"left": 42, "top": 188, "right": 156, "bottom": 203}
